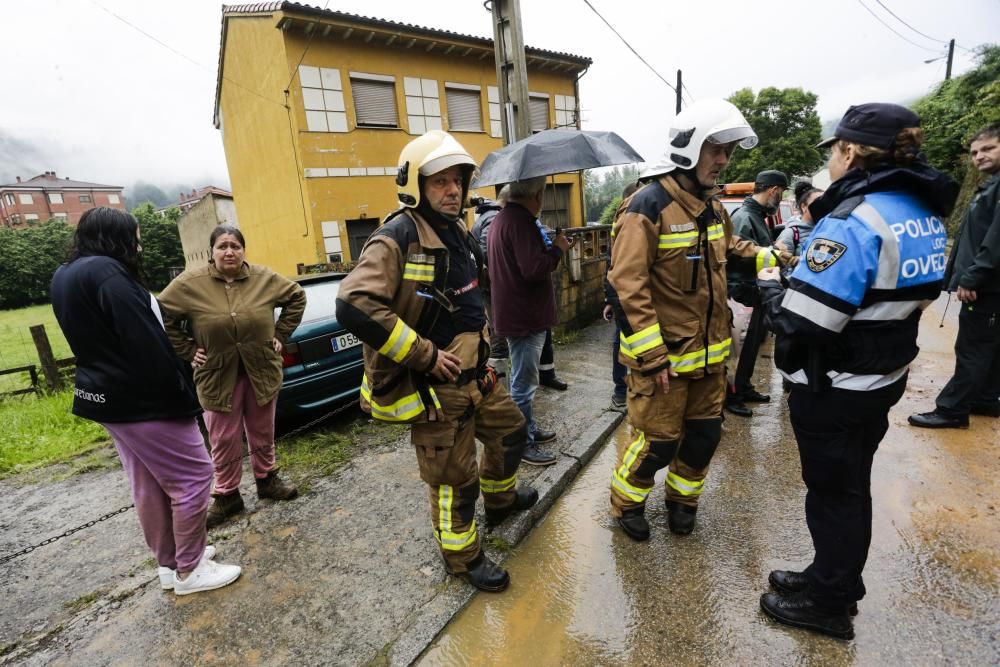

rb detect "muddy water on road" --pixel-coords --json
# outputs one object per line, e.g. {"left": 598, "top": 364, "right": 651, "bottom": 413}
{"left": 420, "top": 307, "right": 1000, "bottom": 666}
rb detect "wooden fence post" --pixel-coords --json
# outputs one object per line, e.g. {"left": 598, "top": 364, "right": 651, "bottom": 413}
{"left": 30, "top": 324, "right": 64, "bottom": 392}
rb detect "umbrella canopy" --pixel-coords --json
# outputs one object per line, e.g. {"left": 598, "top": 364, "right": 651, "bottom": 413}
{"left": 472, "top": 129, "right": 644, "bottom": 188}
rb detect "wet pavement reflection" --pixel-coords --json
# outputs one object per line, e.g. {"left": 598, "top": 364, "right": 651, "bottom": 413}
{"left": 419, "top": 308, "right": 1000, "bottom": 666}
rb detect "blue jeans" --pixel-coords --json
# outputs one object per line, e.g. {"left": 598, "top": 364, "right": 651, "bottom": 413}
{"left": 506, "top": 331, "right": 547, "bottom": 446}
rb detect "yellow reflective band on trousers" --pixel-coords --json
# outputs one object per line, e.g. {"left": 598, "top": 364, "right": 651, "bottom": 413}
{"left": 361, "top": 375, "right": 440, "bottom": 422}
{"left": 619, "top": 324, "right": 664, "bottom": 359}
{"left": 611, "top": 432, "right": 654, "bottom": 502}
{"left": 666, "top": 471, "right": 705, "bottom": 496}
{"left": 403, "top": 262, "right": 435, "bottom": 281}
{"left": 378, "top": 318, "right": 418, "bottom": 363}
{"left": 668, "top": 338, "right": 732, "bottom": 373}
{"left": 436, "top": 484, "right": 477, "bottom": 551}
{"left": 480, "top": 474, "right": 516, "bottom": 493}
{"left": 756, "top": 247, "right": 778, "bottom": 273}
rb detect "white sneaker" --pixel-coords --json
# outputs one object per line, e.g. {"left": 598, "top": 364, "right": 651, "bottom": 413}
{"left": 172, "top": 557, "right": 241, "bottom": 596}
{"left": 158, "top": 545, "right": 217, "bottom": 590}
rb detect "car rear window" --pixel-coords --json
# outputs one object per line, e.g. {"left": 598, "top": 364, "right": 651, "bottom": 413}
{"left": 289, "top": 280, "right": 342, "bottom": 324}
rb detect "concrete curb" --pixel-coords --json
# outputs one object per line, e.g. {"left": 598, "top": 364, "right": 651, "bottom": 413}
{"left": 387, "top": 409, "right": 624, "bottom": 666}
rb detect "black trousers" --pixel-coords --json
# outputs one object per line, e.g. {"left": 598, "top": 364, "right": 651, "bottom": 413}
{"left": 732, "top": 284, "right": 767, "bottom": 395}
{"left": 787, "top": 378, "right": 906, "bottom": 613}
{"left": 539, "top": 329, "right": 555, "bottom": 377}
{"left": 936, "top": 302, "right": 1000, "bottom": 417}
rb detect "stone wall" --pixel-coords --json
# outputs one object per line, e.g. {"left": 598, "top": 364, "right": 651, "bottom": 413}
{"left": 553, "top": 225, "right": 612, "bottom": 332}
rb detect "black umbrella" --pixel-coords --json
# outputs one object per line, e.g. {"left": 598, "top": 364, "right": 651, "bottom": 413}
{"left": 472, "top": 129, "right": 644, "bottom": 188}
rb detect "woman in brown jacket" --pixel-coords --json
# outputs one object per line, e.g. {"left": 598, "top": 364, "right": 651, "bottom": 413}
{"left": 159, "top": 225, "right": 306, "bottom": 527}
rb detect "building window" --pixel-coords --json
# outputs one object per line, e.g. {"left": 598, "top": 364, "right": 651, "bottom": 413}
{"left": 529, "top": 95, "right": 550, "bottom": 132}
{"left": 487, "top": 86, "right": 502, "bottom": 138}
{"left": 350, "top": 73, "right": 398, "bottom": 128}
{"left": 299, "top": 65, "right": 348, "bottom": 133}
{"left": 25, "top": 213, "right": 39, "bottom": 221}
{"left": 403, "top": 77, "right": 441, "bottom": 135}
{"left": 53, "top": 213, "right": 68, "bottom": 219}
{"left": 79, "top": 195, "right": 92, "bottom": 203}
{"left": 10, "top": 214, "right": 20, "bottom": 225}
{"left": 18, "top": 193, "right": 33, "bottom": 205}
{"left": 555, "top": 94, "right": 577, "bottom": 129}
{"left": 48, "top": 193, "right": 64, "bottom": 204}
{"left": 108, "top": 194, "right": 120, "bottom": 204}
{"left": 321, "top": 220, "right": 343, "bottom": 262}
{"left": 3, "top": 194, "right": 13, "bottom": 206}
{"left": 445, "top": 84, "right": 483, "bottom": 132}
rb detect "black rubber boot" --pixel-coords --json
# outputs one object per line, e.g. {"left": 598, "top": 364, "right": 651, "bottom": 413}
{"left": 616, "top": 508, "right": 650, "bottom": 542}
{"left": 485, "top": 485, "right": 539, "bottom": 526}
{"left": 760, "top": 590, "right": 855, "bottom": 640}
{"left": 666, "top": 500, "right": 697, "bottom": 535}
{"left": 451, "top": 554, "right": 510, "bottom": 592}
{"left": 768, "top": 570, "right": 859, "bottom": 615}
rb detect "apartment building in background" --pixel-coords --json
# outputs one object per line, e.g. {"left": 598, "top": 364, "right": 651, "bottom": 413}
{"left": 175, "top": 188, "right": 240, "bottom": 270}
{"left": 215, "top": 2, "right": 591, "bottom": 275}
{"left": 0, "top": 171, "right": 125, "bottom": 228}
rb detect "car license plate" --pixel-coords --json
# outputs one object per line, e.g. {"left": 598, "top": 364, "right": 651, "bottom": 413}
{"left": 331, "top": 332, "right": 360, "bottom": 353}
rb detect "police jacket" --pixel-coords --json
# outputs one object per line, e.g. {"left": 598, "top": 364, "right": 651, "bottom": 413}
{"left": 607, "top": 174, "right": 788, "bottom": 378}
{"left": 729, "top": 196, "right": 773, "bottom": 286}
{"left": 50, "top": 256, "right": 201, "bottom": 423}
{"left": 760, "top": 160, "right": 960, "bottom": 392}
{"left": 335, "top": 207, "right": 487, "bottom": 423}
{"left": 944, "top": 172, "right": 1000, "bottom": 299}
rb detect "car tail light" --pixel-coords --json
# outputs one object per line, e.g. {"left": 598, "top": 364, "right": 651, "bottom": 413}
{"left": 282, "top": 342, "right": 302, "bottom": 368}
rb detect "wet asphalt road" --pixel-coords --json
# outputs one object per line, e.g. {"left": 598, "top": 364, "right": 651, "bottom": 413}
{"left": 420, "top": 299, "right": 1000, "bottom": 666}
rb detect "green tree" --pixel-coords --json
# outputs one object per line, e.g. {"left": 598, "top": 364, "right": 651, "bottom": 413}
{"left": 0, "top": 219, "right": 75, "bottom": 308}
{"left": 132, "top": 203, "right": 184, "bottom": 290}
{"left": 585, "top": 164, "right": 639, "bottom": 222}
{"left": 599, "top": 195, "right": 623, "bottom": 225}
{"left": 721, "top": 87, "right": 824, "bottom": 183}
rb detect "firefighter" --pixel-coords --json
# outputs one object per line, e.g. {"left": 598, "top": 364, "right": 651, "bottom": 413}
{"left": 607, "top": 99, "right": 794, "bottom": 541}
{"left": 335, "top": 130, "right": 536, "bottom": 592}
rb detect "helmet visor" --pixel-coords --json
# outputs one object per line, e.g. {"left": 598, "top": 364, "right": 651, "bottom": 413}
{"left": 706, "top": 127, "right": 758, "bottom": 150}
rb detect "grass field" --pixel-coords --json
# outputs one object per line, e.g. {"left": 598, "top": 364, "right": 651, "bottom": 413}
{"left": 0, "top": 304, "right": 71, "bottom": 394}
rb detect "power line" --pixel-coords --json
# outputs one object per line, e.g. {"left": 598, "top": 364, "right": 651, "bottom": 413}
{"left": 285, "top": 0, "right": 333, "bottom": 91}
{"left": 580, "top": 0, "right": 679, "bottom": 97}
{"left": 872, "top": 0, "right": 972, "bottom": 52}
{"left": 855, "top": 0, "right": 941, "bottom": 53}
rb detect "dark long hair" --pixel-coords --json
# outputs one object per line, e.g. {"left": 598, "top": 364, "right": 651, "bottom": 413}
{"left": 68, "top": 207, "right": 145, "bottom": 282}
{"left": 209, "top": 224, "right": 245, "bottom": 250}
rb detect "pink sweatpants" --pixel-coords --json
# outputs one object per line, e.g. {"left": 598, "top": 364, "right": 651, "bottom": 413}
{"left": 102, "top": 418, "right": 212, "bottom": 572}
{"left": 203, "top": 373, "right": 277, "bottom": 495}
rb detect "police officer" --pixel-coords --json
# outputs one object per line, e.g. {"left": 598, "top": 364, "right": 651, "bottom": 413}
{"left": 606, "top": 99, "right": 792, "bottom": 541}
{"left": 757, "top": 104, "right": 959, "bottom": 639}
{"left": 335, "top": 130, "right": 536, "bottom": 592}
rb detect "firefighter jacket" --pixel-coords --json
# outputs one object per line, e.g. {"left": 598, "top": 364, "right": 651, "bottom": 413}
{"left": 607, "top": 174, "right": 788, "bottom": 378}
{"left": 335, "top": 208, "right": 487, "bottom": 423}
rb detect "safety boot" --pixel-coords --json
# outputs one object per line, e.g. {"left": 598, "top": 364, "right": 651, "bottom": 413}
{"left": 769, "top": 570, "right": 858, "bottom": 615}
{"left": 450, "top": 554, "right": 510, "bottom": 592}
{"left": 485, "top": 485, "right": 539, "bottom": 527}
{"left": 666, "top": 500, "right": 697, "bottom": 535}
{"left": 256, "top": 470, "right": 298, "bottom": 500}
{"left": 616, "top": 508, "right": 650, "bottom": 542}
{"left": 759, "top": 590, "right": 854, "bottom": 640}
{"left": 206, "top": 491, "right": 245, "bottom": 529}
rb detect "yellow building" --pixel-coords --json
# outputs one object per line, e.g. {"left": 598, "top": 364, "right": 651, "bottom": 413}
{"left": 214, "top": 3, "right": 592, "bottom": 276}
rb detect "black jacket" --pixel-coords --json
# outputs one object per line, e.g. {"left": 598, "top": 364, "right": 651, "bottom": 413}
{"left": 728, "top": 196, "right": 772, "bottom": 290}
{"left": 944, "top": 172, "right": 1000, "bottom": 300}
{"left": 51, "top": 256, "right": 201, "bottom": 423}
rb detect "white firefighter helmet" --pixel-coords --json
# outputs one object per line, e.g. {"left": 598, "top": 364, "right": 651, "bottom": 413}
{"left": 658, "top": 99, "right": 757, "bottom": 173}
{"left": 638, "top": 163, "right": 672, "bottom": 181}
{"left": 395, "top": 130, "right": 477, "bottom": 208}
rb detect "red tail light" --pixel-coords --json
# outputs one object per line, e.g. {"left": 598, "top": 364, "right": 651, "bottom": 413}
{"left": 282, "top": 343, "right": 302, "bottom": 368}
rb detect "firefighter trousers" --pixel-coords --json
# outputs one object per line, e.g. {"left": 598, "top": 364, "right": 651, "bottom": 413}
{"left": 411, "top": 333, "right": 527, "bottom": 572}
{"left": 610, "top": 369, "right": 725, "bottom": 516}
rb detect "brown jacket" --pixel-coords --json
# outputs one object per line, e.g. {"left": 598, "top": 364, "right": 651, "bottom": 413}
{"left": 158, "top": 262, "right": 306, "bottom": 412}
{"left": 607, "top": 175, "right": 788, "bottom": 378}
{"left": 335, "top": 208, "right": 487, "bottom": 423}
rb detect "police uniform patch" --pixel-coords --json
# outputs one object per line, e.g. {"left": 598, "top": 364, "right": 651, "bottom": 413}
{"left": 805, "top": 238, "right": 847, "bottom": 272}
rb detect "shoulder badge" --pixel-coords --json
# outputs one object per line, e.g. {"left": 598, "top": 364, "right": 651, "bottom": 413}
{"left": 805, "top": 238, "right": 847, "bottom": 272}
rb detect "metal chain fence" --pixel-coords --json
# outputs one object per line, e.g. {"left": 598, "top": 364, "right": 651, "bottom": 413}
{"left": 0, "top": 398, "right": 360, "bottom": 566}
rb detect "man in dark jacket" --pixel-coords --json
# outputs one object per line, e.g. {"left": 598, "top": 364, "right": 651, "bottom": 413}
{"left": 727, "top": 169, "right": 788, "bottom": 413}
{"left": 910, "top": 123, "right": 1000, "bottom": 428}
{"left": 489, "top": 176, "right": 572, "bottom": 465}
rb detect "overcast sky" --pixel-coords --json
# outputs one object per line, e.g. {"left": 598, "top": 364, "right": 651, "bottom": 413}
{"left": 1, "top": 0, "right": 996, "bottom": 191}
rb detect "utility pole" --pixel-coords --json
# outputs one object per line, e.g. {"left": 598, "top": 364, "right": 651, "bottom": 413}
{"left": 490, "top": 0, "right": 532, "bottom": 144}
{"left": 676, "top": 70, "right": 683, "bottom": 114}
{"left": 945, "top": 38, "right": 955, "bottom": 81}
